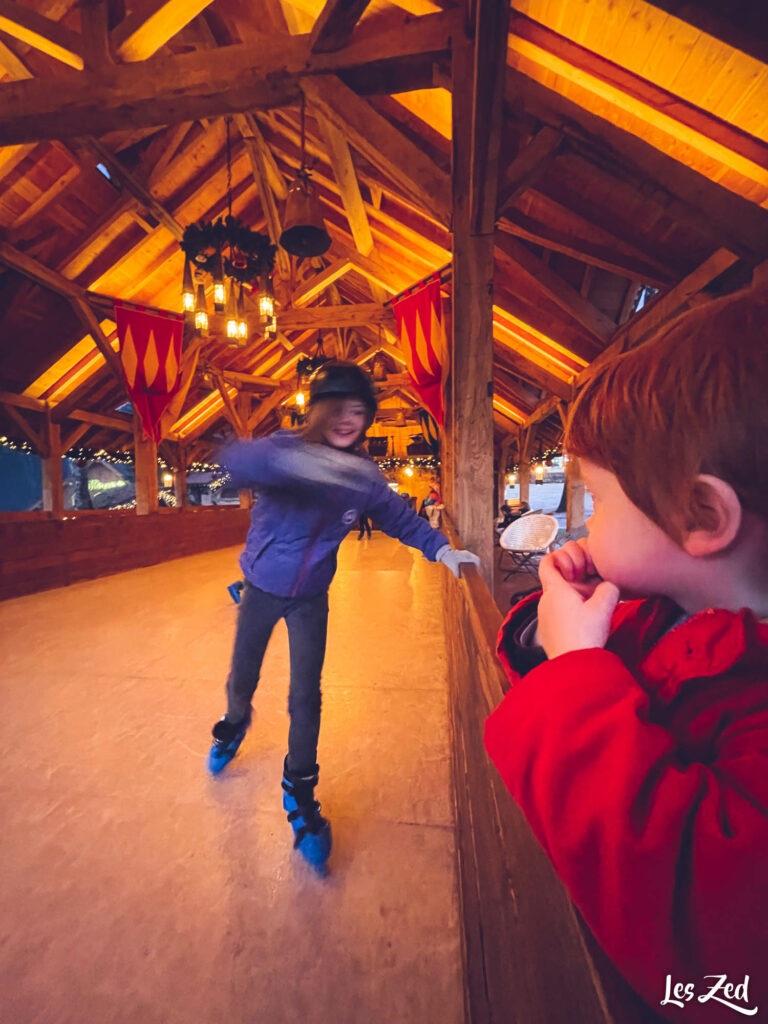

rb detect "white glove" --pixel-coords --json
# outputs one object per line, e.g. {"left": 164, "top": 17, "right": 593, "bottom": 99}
{"left": 436, "top": 544, "right": 481, "bottom": 578}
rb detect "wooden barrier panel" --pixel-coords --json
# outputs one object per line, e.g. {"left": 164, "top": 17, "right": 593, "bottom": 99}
{"left": 0, "top": 507, "right": 250, "bottom": 601}
{"left": 442, "top": 517, "right": 662, "bottom": 1024}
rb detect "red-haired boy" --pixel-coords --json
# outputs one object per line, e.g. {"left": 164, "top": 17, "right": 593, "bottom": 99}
{"left": 485, "top": 288, "right": 768, "bottom": 1021}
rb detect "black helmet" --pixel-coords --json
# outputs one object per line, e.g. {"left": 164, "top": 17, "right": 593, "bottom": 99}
{"left": 308, "top": 361, "right": 377, "bottom": 425}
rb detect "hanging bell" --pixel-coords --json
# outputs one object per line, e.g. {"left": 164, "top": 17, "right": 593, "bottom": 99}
{"left": 279, "top": 173, "right": 331, "bottom": 257}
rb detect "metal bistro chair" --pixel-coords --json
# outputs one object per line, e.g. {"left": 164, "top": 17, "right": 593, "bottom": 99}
{"left": 499, "top": 513, "right": 560, "bottom": 579}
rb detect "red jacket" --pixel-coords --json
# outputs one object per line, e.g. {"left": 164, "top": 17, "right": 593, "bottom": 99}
{"left": 485, "top": 593, "right": 768, "bottom": 1022}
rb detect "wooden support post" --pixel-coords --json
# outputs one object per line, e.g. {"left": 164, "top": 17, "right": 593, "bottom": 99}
{"left": 133, "top": 415, "right": 157, "bottom": 515}
{"left": 497, "top": 434, "right": 514, "bottom": 512}
{"left": 174, "top": 466, "right": 187, "bottom": 508}
{"left": 450, "top": 1, "right": 509, "bottom": 589}
{"left": 518, "top": 461, "right": 531, "bottom": 505}
{"left": 41, "top": 415, "right": 64, "bottom": 518}
{"left": 566, "top": 455, "right": 586, "bottom": 533}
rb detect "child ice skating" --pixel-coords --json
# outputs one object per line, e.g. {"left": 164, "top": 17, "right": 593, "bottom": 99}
{"left": 484, "top": 288, "right": 768, "bottom": 1021}
{"left": 209, "top": 361, "right": 478, "bottom": 873}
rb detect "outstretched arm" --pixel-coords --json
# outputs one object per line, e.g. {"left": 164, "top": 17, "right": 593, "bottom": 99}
{"left": 219, "top": 433, "right": 381, "bottom": 495}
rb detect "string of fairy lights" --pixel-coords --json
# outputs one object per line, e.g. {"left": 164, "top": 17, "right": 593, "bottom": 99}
{"left": 505, "top": 447, "right": 564, "bottom": 483}
{"left": 0, "top": 435, "right": 222, "bottom": 475}
{"left": 1, "top": 434, "right": 441, "bottom": 476}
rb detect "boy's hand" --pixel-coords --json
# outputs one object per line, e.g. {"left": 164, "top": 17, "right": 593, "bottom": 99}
{"left": 536, "top": 542, "right": 619, "bottom": 659}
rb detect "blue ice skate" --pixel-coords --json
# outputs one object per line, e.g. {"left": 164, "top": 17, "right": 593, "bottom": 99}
{"left": 281, "top": 758, "right": 332, "bottom": 874}
{"left": 207, "top": 710, "right": 251, "bottom": 774}
{"left": 227, "top": 580, "right": 244, "bottom": 604}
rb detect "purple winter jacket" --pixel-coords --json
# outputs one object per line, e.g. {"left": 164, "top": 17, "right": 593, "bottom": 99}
{"left": 220, "top": 430, "right": 450, "bottom": 597}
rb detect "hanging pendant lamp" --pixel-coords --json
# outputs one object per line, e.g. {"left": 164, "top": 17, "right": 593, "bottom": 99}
{"left": 280, "top": 93, "right": 331, "bottom": 258}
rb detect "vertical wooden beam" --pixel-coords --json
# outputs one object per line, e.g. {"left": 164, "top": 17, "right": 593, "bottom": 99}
{"left": 450, "top": 3, "right": 507, "bottom": 589}
{"left": 469, "top": 0, "right": 510, "bottom": 235}
{"left": 497, "top": 433, "right": 514, "bottom": 512}
{"left": 133, "top": 415, "right": 158, "bottom": 515}
{"left": 41, "top": 414, "right": 64, "bottom": 518}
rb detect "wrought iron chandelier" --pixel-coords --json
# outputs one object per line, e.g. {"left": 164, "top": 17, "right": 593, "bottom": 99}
{"left": 180, "top": 98, "right": 333, "bottom": 346}
{"left": 180, "top": 119, "right": 277, "bottom": 345}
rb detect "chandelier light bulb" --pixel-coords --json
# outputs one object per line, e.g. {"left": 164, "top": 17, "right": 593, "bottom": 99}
{"left": 182, "top": 260, "right": 195, "bottom": 313}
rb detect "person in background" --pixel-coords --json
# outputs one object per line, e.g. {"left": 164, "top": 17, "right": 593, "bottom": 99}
{"left": 208, "top": 361, "right": 480, "bottom": 874}
{"left": 357, "top": 512, "right": 372, "bottom": 540}
{"left": 484, "top": 288, "right": 768, "bottom": 1021}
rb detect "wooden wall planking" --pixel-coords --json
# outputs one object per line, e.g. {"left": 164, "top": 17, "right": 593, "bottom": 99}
{"left": 442, "top": 515, "right": 666, "bottom": 1024}
{"left": 0, "top": 507, "right": 249, "bottom": 601}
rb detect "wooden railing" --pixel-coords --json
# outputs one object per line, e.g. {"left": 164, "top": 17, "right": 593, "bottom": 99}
{"left": 0, "top": 505, "right": 250, "bottom": 601}
{"left": 442, "top": 516, "right": 662, "bottom": 1024}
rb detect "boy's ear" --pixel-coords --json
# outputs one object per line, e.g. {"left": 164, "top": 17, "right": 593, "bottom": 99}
{"left": 682, "top": 474, "right": 742, "bottom": 557}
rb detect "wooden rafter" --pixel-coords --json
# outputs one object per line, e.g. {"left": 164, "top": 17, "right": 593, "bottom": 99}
{"left": 0, "top": 0, "right": 84, "bottom": 70}
{"left": 521, "top": 247, "right": 740, "bottom": 429}
{"left": 497, "top": 211, "right": 674, "bottom": 289}
{"left": 235, "top": 114, "right": 290, "bottom": 279}
{"left": 506, "top": 68, "right": 768, "bottom": 262}
{"left": 507, "top": 12, "right": 768, "bottom": 182}
{"left": 112, "top": 0, "right": 216, "bottom": 62}
{"left": 495, "top": 233, "right": 616, "bottom": 344}
{"left": 291, "top": 259, "right": 353, "bottom": 307}
{"left": 309, "top": 0, "right": 372, "bottom": 53}
{"left": 302, "top": 75, "right": 451, "bottom": 227}
{"left": 0, "top": 10, "right": 460, "bottom": 145}
{"left": 496, "top": 126, "right": 563, "bottom": 219}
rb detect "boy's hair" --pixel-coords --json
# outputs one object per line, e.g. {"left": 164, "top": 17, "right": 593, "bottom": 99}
{"left": 565, "top": 286, "right": 768, "bottom": 543}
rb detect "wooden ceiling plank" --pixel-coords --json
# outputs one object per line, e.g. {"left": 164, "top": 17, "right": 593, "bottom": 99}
{"left": 0, "top": 0, "right": 84, "bottom": 70}
{"left": 497, "top": 209, "right": 675, "bottom": 289}
{"left": 493, "top": 340, "right": 572, "bottom": 401}
{"left": 609, "top": 246, "right": 738, "bottom": 354}
{"left": 508, "top": 11, "right": 768, "bottom": 177}
{"left": 145, "top": 122, "right": 192, "bottom": 186}
{"left": 497, "top": 125, "right": 563, "bottom": 219}
{"left": 302, "top": 75, "right": 451, "bottom": 227}
{"left": 57, "top": 196, "right": 138, "bottom": 279}
{"left": 496, "top": 233, "right": 616, "bottom": 343}
{"left": 81, "top": 137, "right": 184, "bottom": 240}
{"left": 112, "top": 0, "right": 216, "bottom": 62}
{"left": 12, "top": 163, "right": 81, "bottom": 230}
{"left": 638, "top": 0, "right": 768, "bottom": 68}
{"left": 507, "top": 67, "right": 768, "bottom": 261}
{"left": 0, "top": 10, "right": 459, "bottom": 145}
{"left": 520, "top": 246, "right": 739, "bottom": 430}
{"left": 0, "top": 143, "right": 35, "bottom": 183}
{"left": 309, "top": 0, "right": 373, "bottom": 53}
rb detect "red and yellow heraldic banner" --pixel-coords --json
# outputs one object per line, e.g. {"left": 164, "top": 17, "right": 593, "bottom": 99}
{"left": 392, "top": 274, "right": 448, "bottom": 427}
{"left": 114, "top": 301, "right": 184, "bottom": 442}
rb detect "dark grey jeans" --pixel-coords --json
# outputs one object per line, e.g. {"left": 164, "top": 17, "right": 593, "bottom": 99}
{"left": 225, "top": 582, "right": 329, "bottom": 774}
